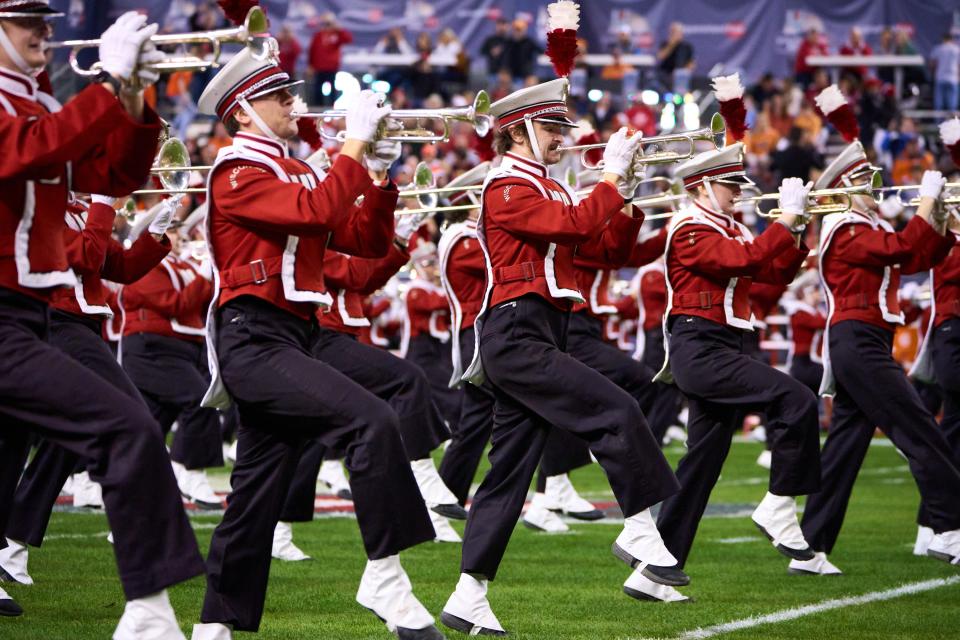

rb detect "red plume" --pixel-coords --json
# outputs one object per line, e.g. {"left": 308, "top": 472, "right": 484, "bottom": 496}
{"left": 35, "top": 70, "right": 53, "bottom": 95}
{"left": 578, "top": 131, "right": 602, "bottom": 167}
{"left": 297, "top": 118, "right": 322, "bottom": 151}
{"left": 815, "top": 85, "right": 859, "bottom": 143}
{"left": 546, "top": 29, "right": 578, "bottom": 78}
{"left": 948, "top": 143, "right": 960, "bottom": 170}
{"left": 217, "top": 0, "right": 260, "bottom": 26}
{"left": 718, "top": 99, "right": 747, "bottom": 143}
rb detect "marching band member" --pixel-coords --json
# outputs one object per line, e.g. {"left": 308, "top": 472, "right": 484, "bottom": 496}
{"left": 785, "top": 269, "right": 826, "bottom": 395}
{"left": 120, "top": 213, "right": 225, "bottom": 510}
{"left": 0, "top": 194, "right": 173, "bottom": 587}
{"left": 795, "top": 120, "right": 960, "bottom": 573}
{"left": 440, "top": 78, "right": 682, "bottom": 636}
{"left": 650, "top": 142, "right": 821, "bottom": 601}
{"left": 0, "top": 4, "right": 205, "bottom": 630}
{"left": 190, "top": 45, "right": 439, "bottom": 639}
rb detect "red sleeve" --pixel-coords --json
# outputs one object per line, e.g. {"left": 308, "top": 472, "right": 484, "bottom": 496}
{"left": 750, "top": 282, "right": 787, "bottom": 317}
{"left": 367, "top": 298, "right": 391, "bottom": 319}
{"left": 830, "top": 216, "right": 955, "bottom": 274}
{"left": 643, "top": 270, "right": 667, "bottom": 303}
{"left": 615, "top": 296, "right": 639, "bottom": 319}
{"left": 672, "top": 221, "right": 806, "bottom": 282}
{"left": 123, "top": 267, "right": 212, "bottom": 318}
{"left": 340, "top": 29, "right": 354, "bottom": 45}
{"left": 212, "top": 155, "right": 373, "bottom": 238}
{"left": 449, "top": 236, "right": 487, "bottom": 276}
{"left": 101, "top": 234, "right": 171, "bottom": 284}
{"left": 625, "top": 226, "right": 668, "bottom": 267}
{"left": 63, "top": 203, "right": 115, "bottom": 275}
{"left": 407, "top": 287, "right": 448, "bottom": 313}
{"left": 484, "top": 178, "right": 625, "bottom": 245}
{"left": 324, "top": 244, "right": 409, "bottom": 294}
{"left": 754, "top": 235, "right": 809, "bottom": 285}
{"left": 327, "top": 180, "right": 398, "bottom": 258}
{"left": 577, "top": 207, "right": 645, "bottom": 266}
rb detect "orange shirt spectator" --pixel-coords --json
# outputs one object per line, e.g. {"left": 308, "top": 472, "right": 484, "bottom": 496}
{"left": 891, "top": 140, "right": 935, "bottom": 185}
{"left": 744, "top": 113, "right": 781, "bottom": 158}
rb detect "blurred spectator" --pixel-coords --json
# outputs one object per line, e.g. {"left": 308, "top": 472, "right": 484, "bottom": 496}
{"left": 505, "top": 19, "right": 540, "bottom": 82}
{"left": 744, "top": 112, "right": 782, "bottom": 166}
{"left": 839, "top": 27, "right": 872, "bottom": 83}
{"left": 893, "top": 29, "right": 926, "bottom": 94}
{"left": 892, "top": 137, "right": 935, "bottom": 185}
{"left": 490, "top": 70, "right": 514, "bottom": 101}
{"left": 877, "top": 26, "right": 897, "bottom": 85}
{"left": 480, "top": 18, "right": 511, "bottom": 77}
{"left": 374, "top": 28, "right": 414, "bottom": 93}
{"left": 859, "top": 78, "right": 897, "bottom": 145}
{"left": 623, "top": 96, "right": 657, "bottom": 137}
{"left": 930, "top": 33, "right": 960, "bottom": 112}
{"left": 435, "top": 28, "right": 468, "bottom": 91}
{"left": 765, "top": 93, "right": 793, "bottom": 138}
{"left": 411, "top": 32, "right": 437, "bottom": 100}
{"left": 308, "top": 12, "right": 353, "bottom": 106}
{"left": 435, "top": 28, "right": 463, "bottom": 61}
{"left": 601, "top": 48, "right": 634, "bottom": 80}
{"left": 794, "top": 29, "right": 828, "bottom": 88}
{"left": 277, "top": 26, "right": 301, "bottom": 78}
{"left": 611, "top": 26, "right": 637, "bottom": 54}
{"left": 793, "top": 99, "right": 823, "bottom": 143}
{"left": 771, "top": 126, "right": 824, "bottom": 183}
{"left": 657, "top": 22, "right": 695, "bottom": 94}
{"left": 750, "top": 73, "right": 778, "bottom": 111}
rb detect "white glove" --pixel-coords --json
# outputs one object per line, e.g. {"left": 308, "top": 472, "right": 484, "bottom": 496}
{"left": 601, "top": 128, "right": 643, "bottom": 179}
{"left": 197, "top": 258, "right": 214, "bottom": 281}
{"left": 345, "top": 90, "right": 391, "bottom": 142}
{"left": 617, "top": 154, "right": 648, "bottom": 199}
{"left": 147, "top": 198, "right": 178, "bottom": 236}
{"left": 90, "top": 194, "right": 116, "bottom": 207}
{"left": 919, "top": 170, "right": 946, "bottom": 200}
{"left": 395, "top": 211, "right": 427, "bottom": 242}
{"left": 777, "top": 178, "right": 813, "bottom": 216}
{"left": 305, "top": 147, "right": 332, "bottom": 173}
{"left": 133, "top": 44, "right": 163, "bottom": 88}
{"left": 98, "top": 12, "right": 159, "bottom": 81}
{"left": 365, "top": 119, "right": 402, "bottom": 173}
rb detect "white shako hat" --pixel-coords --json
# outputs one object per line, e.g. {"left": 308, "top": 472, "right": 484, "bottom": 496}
{"left": 674, "top": 142, "right": 753, "bottom": 191}
{"left": 445, "top": 161, "right": 491, "bottom": 206}
{"left": 0, "top": 0, "right": 62, "bottom": 17}
{"left": 489, "top": 78, "right": 575, "bottom": 131}
{"left": 813, "top": 140, "right": 881, "bottom": 190}
{"left": 198, "top": 42, "right": 302, "bottom": 121}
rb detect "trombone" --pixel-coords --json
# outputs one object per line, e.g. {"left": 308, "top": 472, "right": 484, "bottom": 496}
{"left": 293, "top": 91, "right": 493, "bottom": 143}
{"left": 559, "top": 113, "right": 726, "bottom": 171}
{"left": 46, "top": 6, "right": 272, "bottom": 78}
{"left": 734, "top": 177, "right": 881, "bottom": 218}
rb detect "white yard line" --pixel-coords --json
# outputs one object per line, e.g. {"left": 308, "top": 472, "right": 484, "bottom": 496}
{"left": 44, "top": 522, "right": 218, "bottom": 541}
{"left": 630, "top": 576, "right": 960, "bottom": 640}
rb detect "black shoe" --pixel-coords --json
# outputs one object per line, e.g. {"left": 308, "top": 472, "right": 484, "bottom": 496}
{"left": 0, "top": 595, "right": 23, "bottom": 617}
{"left": 0, "top": 565, "right": 19, "bottom": 584}
{"left": 397, "top": 624, "right": 447, "bottom": 639}
{"left": 440, "top": 611, "right": 507, "bottom": 636}
{"left": 432, "top": 503, "right": 468, "bottom": 520}
{"left": 623, "top": 585, "right": 694, "bottom": 603}
{"left": 611, "top": 543, "right": 690, "bottom": 587}
{"left": 336, "top": 488, "right": 353, "bottom": 500}
{"left": 564, "top": 508, "right": 605, "bottom": 521}
{"left": 753, "top": 522, "right": 815, "bottom": 561}
{"left": 192, "top": 498, "right": 224, "bottom": 511}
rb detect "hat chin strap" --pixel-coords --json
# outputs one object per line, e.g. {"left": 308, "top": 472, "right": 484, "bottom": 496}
{"left": 238, "top": 97, "right": 284, "bottom": 143}
{"left": 842, "top": 174, "right": 873, "bottom": 216}
{"left": 703, "top": 180, "right": 722, "bottom": 213}
{"left": 523, "top": 116, "right": 543, "bottom": 163}
{"left": 0, "top": 21, "right": 43, "bottom": 77}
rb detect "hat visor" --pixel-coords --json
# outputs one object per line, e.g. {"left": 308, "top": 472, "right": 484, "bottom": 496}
{"left": 535, "top": 115, "right": 576, "bottom": 127}
{"left": 0, "top": 8, "right": 63, "bottom": 16}
{"left": 246, "top": 79, "right": 305, "bottom": 102}
{"left": 711, "top": 174, "right": 755, "bottom": 187}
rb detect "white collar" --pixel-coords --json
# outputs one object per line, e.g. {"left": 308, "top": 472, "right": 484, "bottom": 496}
{"left": 0, "top": 66, "right": 37, "bottom": 100}
{"left": 693, "top": 200, "right": 735, "bottom": 228}
{"left": 232, "top": 131, "right": 290, "bottom": 159}
{"left": 502, "top": 152, "right": 548, "bottom": 178}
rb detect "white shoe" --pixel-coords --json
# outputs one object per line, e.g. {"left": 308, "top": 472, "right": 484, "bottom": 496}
{"left": 356, "top": 555, "right": 439, "bottom": 635}
{"left": 663, "top": 425, "right": 687, "bottom": 446}
{"left": 756, "top": 449, "right": 772, "bottom": 470}
{"left": 178, "top": 467, "right": 222, "bottom": 510}
{"left": 0, "top": 585, "right": 23, "bottom": 617}
{"left": 749, "top": 425, "right": 767, "bottom": 443}
{"left": 318, "top": 459, "right": 353, "bottom": 499}
{"left": 107, "top": 532, "right": 114, "bottom": 545}
{"left": 613, "top": 510, "right": 689, "bottom": 586}
{"left": 191, "top": 622, "right": 233, "bottom": 640}
{"left": 272, "top": 522, "right": 311, "bottom": 561}
{"left": 914, "top": 526, "right": 935, "bottom": 556}
{"left": 0, "top": 539, "right": 31, "bottom": 585}
{"left": 927, "top": 529, "right": 960, "bottom": 565}
{"left": 221, "top": 442, "right": 234, "bottom": 465}
{"left": 410, "top": 458, "right": 459, "bottom": 508}
{"left": 545, "top": 474, "right": 603, "bottom": 520}
{"left": 113, "top": 590, "right": 187, "bottom": 640}
{"left": 61, "top": 474, "right": 75, "bottom": 496}
{"left": 225, "top": 440, "right": 238, "bottom": 464}
{"left": 752, "top": 492, "right": 813, "bottom": 560}
{"left": 440, "top": 573, "right": 506, "bottom": 636}
{"left": 623, "top": 569, "right": 690, "bottom": 602}
{"left": 71, "top": 471, "right": 104, "bottom": 508}
{"left": 522, "top": 494, "right": 569, "bottom": 533}
{"left": 429, "top": 510, "right": 462, "bottom": 543}
{"left": 788, "top": 551, "right": 843, "bottom": 575}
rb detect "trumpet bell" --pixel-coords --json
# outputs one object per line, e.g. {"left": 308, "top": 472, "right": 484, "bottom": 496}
{"left": 154, "top": 138, "right": 192, "bottom": 193}
{"left": 413, "top": 162, "right": 438, "bottom": 209}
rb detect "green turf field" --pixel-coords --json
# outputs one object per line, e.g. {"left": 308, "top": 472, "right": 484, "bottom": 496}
{"left": 2, "top": 439, "right": 958, "bottom": 639}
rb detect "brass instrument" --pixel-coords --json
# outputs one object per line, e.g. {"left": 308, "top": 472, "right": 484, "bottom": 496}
{"left": 734, "top": 176, "right": 882, "bottom": 217}
{"left": 294, "top": 91, "right": 493, "bottom": 143}
{"left": 876, "top": 182, "right": 960, "bottom": 207}
{"left": 132, "top": 137, "right": 206, "bottom": 195}
{"left": 46, "top": 7, "right": 272, "bottom": 77}
{"left": 559, "top": 113, "right": 726, "bottom": 170}
{"left": 396, "top": 163, "right": 441, "bottom": 211}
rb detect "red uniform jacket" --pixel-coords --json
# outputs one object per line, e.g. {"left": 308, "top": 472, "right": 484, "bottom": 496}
{"left": 0, "top": 71, "right": 161, "bottom": 300}
{"left": 122, "top": 255, "right": 212, "bottom": 342}
{"left": 638, "top": 265, "right": 667, "bottom": 332}
{"left": 209, "top": 132, "right": 396, "bottom": 320}
{"left": 359, "top": 297, "right": 392, "bottom": 346}
{"left": 666, "top": 203, "right": 807, "bottom": 329}
{"left": 404, "top": 281, "right": 450, "bottom": 344}
{"left": 821, "top": 213, "right": 954, "bottom": 330}
{"left": 440, "top": 221, "right": 487, "bottom": 331}
{"left": 318, "top": 243, "right": 410, "bottom": 335}
{"left": 790, "top": 306, "right": 826, "bottom": 358}
{"left": 750, "top": 282, "right": 788, "bottom": 327}
{"left": 573, "top": 226, "right": 667, "bottom": 317}
{"left": 480, "top": 153, "right": 644, "bottom": 311}
{"left": 51, "top": 200, "right": 169, "bottom": 317}
{"left": 933, "top": 232, "right": 960, "bottom": 327}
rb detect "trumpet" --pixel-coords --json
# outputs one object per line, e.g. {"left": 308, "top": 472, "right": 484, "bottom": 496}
{"left": 734, "top": 177, "right": 881, "bottom": 217}
{"left": 46, "top": 7, "right": 271, "bottom": 78}
{"left": 559, "top": 113, "right": 726, "bottom": 171}
{"left": 293, "top": 91, "right": 493, "bottom": 143}
{"left": 396, "top": 162, "right": 441, "bottom": 210}
{"left": 876, "top": 182, "right": 960, "bottom": 207}
{"left": 133, "top": 137, "right": 206, "bottom": 195}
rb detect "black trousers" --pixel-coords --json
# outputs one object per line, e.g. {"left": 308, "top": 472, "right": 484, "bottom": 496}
{"left": 279, "top": 329, "right": 451, "bottom": 522}
{"left": 460, "top": 295, "right": 679, "bottom": 580}
{"left": 406, "top": 334, "right": 463, "bottom": 432}
{"left": 800, "top": 321, "right": 960, "bottom": 552}
{"left": 123, "top": 333, "right": 223, "bottom": 470}
{"left": 657, "top": 315, "right": 821, "bottom": 567}
{"left": 0, "top": 291, "right": 203, "bottom": 599}
{"left": 641, "top": 327, "right": 685, "bottom": 444}
{"left": 919, "top": 318, "right": 960, "bottom": 525}
{"left": 199, "top": 297, "right": 434, "bottom": 632}
{"left": 789, "top": 354, "right": 824, "bottom": 396}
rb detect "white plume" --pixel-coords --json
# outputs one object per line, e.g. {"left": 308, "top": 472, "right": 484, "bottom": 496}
{"left": 711, "top": 73, "right": 744, "bottom": 102}
{"left": 547, "top": 0, "right": 580, "bottom": 31}
{"left": 291, "top": 94, "right": 309, "bottom": 117}
{"left": 814, "top": 85, "right": 846, "bottom": 115}
{"left": 939, "top": 117, "right": 960, "bottom": 146}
